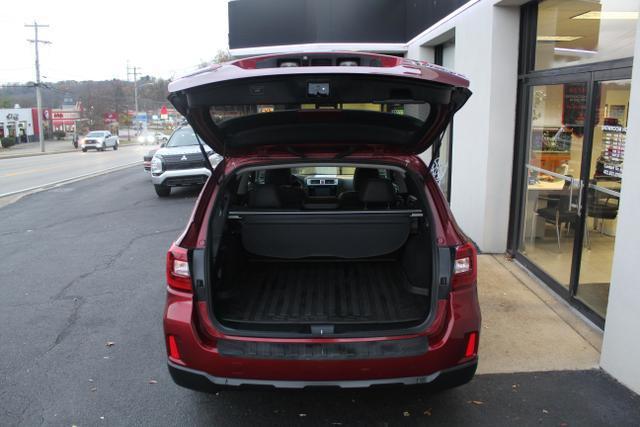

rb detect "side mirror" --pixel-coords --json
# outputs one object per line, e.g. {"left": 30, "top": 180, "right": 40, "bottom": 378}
{"left": 160, "top": 142, "right": 167, "bottom": 148}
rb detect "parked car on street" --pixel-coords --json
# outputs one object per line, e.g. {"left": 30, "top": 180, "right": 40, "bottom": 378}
{"left": 143, "top": 146, "right": 161, "bottom": 172}
{"left": 80, "top": 131, "right": 118, "bottom": 152}
{"left": 162, "top": 52, "right": 480, "bottom": 392}
{"left": 150, "top": 125, "right": 222, "bottom": 196}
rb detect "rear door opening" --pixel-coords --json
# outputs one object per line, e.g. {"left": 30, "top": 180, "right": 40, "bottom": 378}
{"left": 204, "top": 163, "right": 442, "bottom": 336}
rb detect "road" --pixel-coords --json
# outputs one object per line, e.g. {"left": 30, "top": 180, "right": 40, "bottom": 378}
{"left": 0, "top": 167, "right": 639, "bottom": 426}
{"left": 0, "top": 144, "right": 148, "bottom": 197}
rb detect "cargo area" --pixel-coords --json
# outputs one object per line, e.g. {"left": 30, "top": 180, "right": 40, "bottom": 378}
{"left": 207, "top": 165, "right": 437, "bottom": 335}
{"left": 217, "top": 257, "right": 430, "bottom": 324}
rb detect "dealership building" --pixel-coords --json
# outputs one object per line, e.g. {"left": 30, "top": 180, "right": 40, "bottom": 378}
{"left": 227, "top": 0, "right": 640, "bottom": 392}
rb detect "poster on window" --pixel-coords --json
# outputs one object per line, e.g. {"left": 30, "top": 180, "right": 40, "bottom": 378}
{"left": 562, "top": 83, "right": 587, "bottom": 130}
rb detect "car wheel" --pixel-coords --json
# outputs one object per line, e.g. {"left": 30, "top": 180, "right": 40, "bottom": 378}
{"left": 113, "top": 143, "right": 118, "bottom": 151}
{"left": 154, "top": 184, "right": 171, "bottom": 197}
{"left": 82, "top": 148, "right": 87, "bottom": 152}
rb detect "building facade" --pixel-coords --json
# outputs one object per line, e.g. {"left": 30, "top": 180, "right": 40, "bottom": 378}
{"left": 228, "top": 0, "right": 640, "bottom": 393}
{"left": 0, "top": 107, "right": 43, "bottom": 142}
{"left": 52, "top": 97, "right": 83, "bottom": 133}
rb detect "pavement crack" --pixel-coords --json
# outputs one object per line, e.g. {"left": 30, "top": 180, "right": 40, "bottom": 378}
{"left": 46, "top": 296, "right": 85, "bottom": 353}
{"left": 45, "top": 226, "right": 182, "bottom": 350}
{"left": 53, "top": 226, "right": 182, "bottom": 301}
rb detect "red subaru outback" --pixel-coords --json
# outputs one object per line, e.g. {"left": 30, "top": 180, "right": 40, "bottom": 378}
{"left": 163, "top": 52, "right": 480, "bottom": 391}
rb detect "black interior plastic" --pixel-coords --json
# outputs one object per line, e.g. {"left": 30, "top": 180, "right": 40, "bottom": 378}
{"left": 208, "top": 165, "right": 435, "bottom": 334}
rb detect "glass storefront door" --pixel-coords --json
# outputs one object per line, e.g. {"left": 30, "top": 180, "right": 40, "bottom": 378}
{"left": 511, "top": 0, "right": 636, "bottom": 326}
{"left": 576, "top": 79, "right": 631, "bottom": 317}
{"left": 515, "top": 76, "right": 631, "bottom": 324}
{"left": 519, "top": 82, "right": 587, "bottom": 287}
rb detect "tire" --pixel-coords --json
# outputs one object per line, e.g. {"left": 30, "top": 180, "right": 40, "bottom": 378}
{"left": 82, "top": 148, "right": 87, "bottom": 152}
{"left": 113, "top": 143, "right": 118, "bottom": 151}
{"left": 154, "top": 184, "right": 171, "bottom": 197}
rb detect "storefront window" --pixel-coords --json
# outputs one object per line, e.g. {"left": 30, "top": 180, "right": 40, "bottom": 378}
{"left": 535, "top": 0, "right": 638, "bottom": 70}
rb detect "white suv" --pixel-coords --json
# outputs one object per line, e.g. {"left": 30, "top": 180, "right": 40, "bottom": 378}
{"left": 150, "top": 126, "right": 222, "bottom": 197}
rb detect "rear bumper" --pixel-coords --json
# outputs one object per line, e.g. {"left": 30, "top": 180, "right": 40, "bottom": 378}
{"left": 167, "top": 359, "right": 477, "bottom": 390}
{"left": 164, "top": 285, "right": 481, "bottom": 389}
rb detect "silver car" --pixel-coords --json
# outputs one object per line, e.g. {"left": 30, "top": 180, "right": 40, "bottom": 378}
{"left": 81, "top": 131, "right": 119, "bottom": 152}
{"left": 150, "top": 125, "right": 222, "bottom": 197}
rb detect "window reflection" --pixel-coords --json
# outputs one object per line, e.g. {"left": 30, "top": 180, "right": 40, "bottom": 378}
{"left": 535, "top": 0, "right": 639, "bottom": 70}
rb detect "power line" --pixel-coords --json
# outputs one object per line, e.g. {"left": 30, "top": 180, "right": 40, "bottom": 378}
{"left": 25, "top": 21, "right": 51, "bottom": 152}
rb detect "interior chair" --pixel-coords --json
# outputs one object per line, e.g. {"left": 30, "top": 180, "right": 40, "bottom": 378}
{"left": 531, "top": 184, "right": 578, "bottom": 252}
{"left": 585, "top": 182, "right": 619, "bottom": 249}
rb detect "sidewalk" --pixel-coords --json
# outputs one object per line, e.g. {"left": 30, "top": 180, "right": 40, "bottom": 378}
{"left": 0, "top": 139, "right": 76, "bottom": 158}
{"left": 477, "top": 254, "right": 602, "bottom": 374}
{"left": 0, "top": 137, "right": 140, "bottom": 159}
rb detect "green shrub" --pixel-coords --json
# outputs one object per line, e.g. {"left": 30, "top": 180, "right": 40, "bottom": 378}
{"left": 1, "top": 137, "right": 17, "bottom": 148}
{"left": 53, "top": 130, "right": 66, "bottom": 140}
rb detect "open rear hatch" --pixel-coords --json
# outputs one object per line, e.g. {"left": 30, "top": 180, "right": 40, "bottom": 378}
{"left": 170, "top": 53, "right": 470, "bottom": 337}
{"left": 167, "top": 52, "right": 471, "bottom": 156}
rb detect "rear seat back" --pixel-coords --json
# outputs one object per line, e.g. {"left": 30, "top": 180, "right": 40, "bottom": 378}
{"left": 359, "top": 178, "right": 395, "bottom": 209}
{"left": 264, "top": 169, "right": 305, "bottom": 208}
{"left": 248, "top": 184, "right": 282, "bottom": 209}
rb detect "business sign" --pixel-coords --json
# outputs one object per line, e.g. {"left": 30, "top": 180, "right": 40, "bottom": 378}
{"left": 103, "top": 112, "right": 118, "bottom": 124}
{"left": 160, "top": 105, "right": 168, "bottom": 120}
{"left": 135, "top": 112, "right": 148, "bottom": 123}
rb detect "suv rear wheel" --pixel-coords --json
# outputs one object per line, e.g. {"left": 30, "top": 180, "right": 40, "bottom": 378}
{"left": 154, "top": 184, "right": 171, "bottom": 197}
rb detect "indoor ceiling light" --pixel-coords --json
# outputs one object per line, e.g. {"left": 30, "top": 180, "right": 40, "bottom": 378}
{"left": 572, "top": 11, "right": 639, "bottom": 20}
{"left": 537, "top": 35, "right": 583, "bottom": 42}
{"left": 554, "top": 47, "right": 598, "bottom": 55}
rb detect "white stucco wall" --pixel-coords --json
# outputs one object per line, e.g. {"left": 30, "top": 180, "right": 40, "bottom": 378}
{"left": 600, "top": 18, "right": 640, "bottom": 395}
{"left": 408, "top": 1, "right": 520, "bottom": 252}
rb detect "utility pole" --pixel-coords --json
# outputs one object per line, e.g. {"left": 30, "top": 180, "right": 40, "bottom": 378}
{"left": 127, "top": 63, "right": 140, "bottom": 118}
{"left": 26, "top": 21, "right": 51, "bottom": 153}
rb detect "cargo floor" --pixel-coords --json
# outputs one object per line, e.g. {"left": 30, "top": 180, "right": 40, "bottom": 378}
{"left": 217, "top": 261, "right": 429, "bottom": 324}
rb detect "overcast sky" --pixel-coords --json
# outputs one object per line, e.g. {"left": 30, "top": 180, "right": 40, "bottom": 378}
{"left": 0, "top": 0, "right": 230, "bottom": 84}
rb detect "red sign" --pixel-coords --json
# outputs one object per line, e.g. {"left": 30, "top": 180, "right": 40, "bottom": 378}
{"left": 103, "top": 112, "right": 118, "bottom": 124}
{"left": 160, "top": 105, "right": 168, "bottom": 115}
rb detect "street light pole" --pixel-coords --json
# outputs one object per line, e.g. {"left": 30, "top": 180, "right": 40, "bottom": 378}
{"left": 26, "top": 21, "right": 50, "bottom": 153}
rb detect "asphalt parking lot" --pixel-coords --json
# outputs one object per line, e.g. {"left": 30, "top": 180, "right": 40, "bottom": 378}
{"left": 1, "top": 166, "right": 639, "bottom": 426}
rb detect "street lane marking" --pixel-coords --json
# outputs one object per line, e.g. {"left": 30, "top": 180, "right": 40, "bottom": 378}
{"left": 0, "top": 161, "right": 142, "bottom": 199}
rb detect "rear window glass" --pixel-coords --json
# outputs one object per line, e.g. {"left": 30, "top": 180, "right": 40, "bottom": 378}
{"left": 292, "top": 166, "right": 356, "bottom": 176}
{"left": 210, "top": 102, "right": 431, "bottom": 125}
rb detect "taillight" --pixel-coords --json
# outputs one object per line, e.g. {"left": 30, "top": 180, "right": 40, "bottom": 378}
{"left": 167, "top": 335, "right": 181, "bottom": 360}
{"left": 166, "top": 244, "right": 192, "bottom": 292}
{"left": 464, "top": 331, "right": 479, "bottom": 358}
{"left": 451, "top": 242, "right": 477, "bottom": 290}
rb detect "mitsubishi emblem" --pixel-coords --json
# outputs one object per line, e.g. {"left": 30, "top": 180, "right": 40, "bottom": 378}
{"left": 180, "top": 155, "right": 187, "bottom": 160}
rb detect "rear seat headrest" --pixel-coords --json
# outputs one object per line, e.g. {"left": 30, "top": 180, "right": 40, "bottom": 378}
{"left": 358, "top": 178, "right": 395, "bottom": 204}
{"left": 353, "top": 168, "right": 380, "bottom": 193}
{"left": 248, "top": 184, "right": 282, "bottom": 208}
{"left": 264, "top": 169, "right": 291, "bottom": 186}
